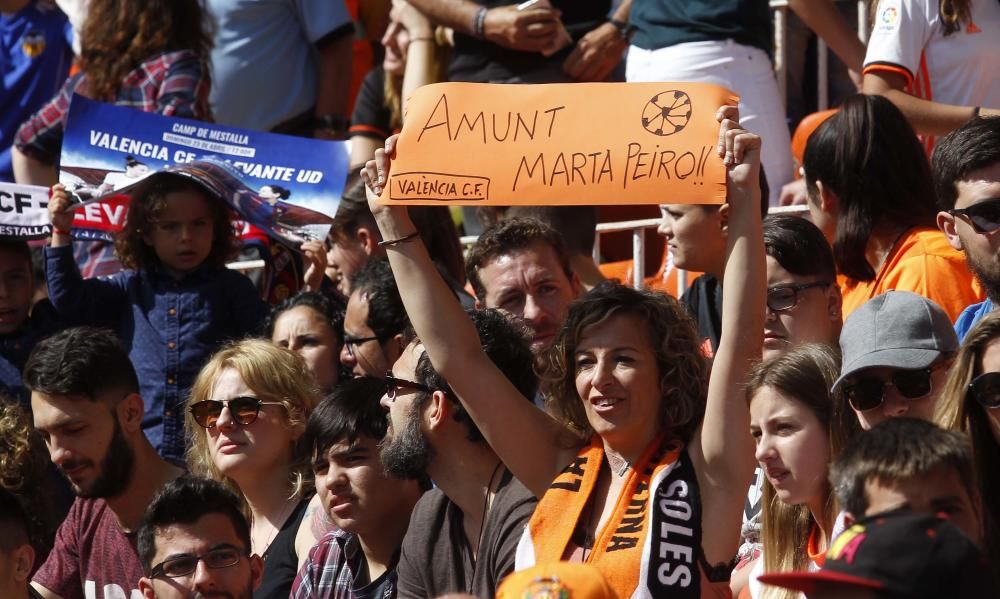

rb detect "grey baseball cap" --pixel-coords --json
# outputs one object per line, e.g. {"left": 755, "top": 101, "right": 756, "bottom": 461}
{"left": 833, "top": 290, "right": 959, "bottom": 392}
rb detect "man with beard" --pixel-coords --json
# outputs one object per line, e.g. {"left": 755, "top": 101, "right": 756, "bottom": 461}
{"left": 24, "top": 327, "right": 184, "bottom": 599}
{"left": 465, "top": 218, "right": 580, "bottom": 355}
{"left": 936, "top": 117, "right": 1000, "bottom": 340}
{"left": 137, "top": 476, "right": 263, "bottom": 599}
{"left": 380, "top": 309, "right": 538, "bottom": 598}
{"left": 291, "top": 376, "right": 423, "bottom": 598}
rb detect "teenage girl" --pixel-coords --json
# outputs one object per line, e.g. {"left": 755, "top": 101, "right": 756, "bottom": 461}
{"left": 734, "top": 344, "right": 860, "bottom": 599}
{"left": 46, "top": 174, "right": 267, "bottom": 465}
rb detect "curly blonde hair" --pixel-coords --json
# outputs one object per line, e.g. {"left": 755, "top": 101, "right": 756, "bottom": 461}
{"left": 0, "top": 402, "right": 59, "bottom": 558}
{"left": 185, "top": 340, "right": 321, "bottom": 506}
{"left": 542, "top": 281, "right": 708, "bottom": 444}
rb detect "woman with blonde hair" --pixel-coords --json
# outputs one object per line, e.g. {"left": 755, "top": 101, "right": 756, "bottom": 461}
{"left": 734, "top": 344, "right": 860, "bottom": 599}
{"left": 936, "top": 310, "right": 1000, "bottom": 570}
{"left": 185, "top": 339, "right": 322, "bottom": 599}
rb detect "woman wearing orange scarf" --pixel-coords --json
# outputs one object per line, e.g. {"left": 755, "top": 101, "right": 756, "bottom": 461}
{"left": 361, "top": 107, "right": 765, "bottom": 599}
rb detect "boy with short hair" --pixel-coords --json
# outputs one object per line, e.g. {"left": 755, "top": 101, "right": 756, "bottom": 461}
{"left": 0, "top": 487, "right": 41, "bottom": 599}
{"left": 829, "top": 417, "right": 982, "bottom": 545}
{"left": 291, "top": 376, "right": 423, "bottom": 599}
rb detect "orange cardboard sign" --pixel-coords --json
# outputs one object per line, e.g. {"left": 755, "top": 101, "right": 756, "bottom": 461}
{"left": 378, "top": 82, "right": 739, "bottom": 206}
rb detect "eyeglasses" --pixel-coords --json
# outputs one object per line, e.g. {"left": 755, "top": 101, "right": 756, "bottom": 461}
{"left": 842, "top": 368, "right": 934, "bottom": 411}
{"left": 383, "top": 372, "right": 436, "bottom": 402}
{"left": 766, "top": 281, "right": 832, "bottom": 312}
{"left": 149, "top": 546, "right": 243, "bottom": 579}
{"left": 949, "top": 198, "right": 1000, "bottom": 234}
{"left": 967, "top": 372, "right": 1000, "bottom": 409}
{"left": 343, "top": 334, "right": 381, "bottom": 358}
{"left": 189, "top": 396, "right": 287, "bottom": 428}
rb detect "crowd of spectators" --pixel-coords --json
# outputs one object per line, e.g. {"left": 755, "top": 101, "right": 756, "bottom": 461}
{"left": 0, "top": 0, "right": 998, "bottom": 599}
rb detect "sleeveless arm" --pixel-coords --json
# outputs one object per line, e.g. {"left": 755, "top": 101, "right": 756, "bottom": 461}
{"left": 362, "top": 141, "right": 574, "bottom": 498}
{"left": 689, "top": 111, "right": 765, "bottom": 565}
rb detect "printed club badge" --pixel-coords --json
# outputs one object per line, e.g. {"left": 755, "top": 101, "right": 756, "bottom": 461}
{"left": 22, "top": 30, "right": 46, "bottom": 58}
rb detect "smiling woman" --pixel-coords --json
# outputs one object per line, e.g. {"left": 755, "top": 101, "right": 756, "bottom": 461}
{"left": 185, "top": 340, "right": 322, "bottom": 599}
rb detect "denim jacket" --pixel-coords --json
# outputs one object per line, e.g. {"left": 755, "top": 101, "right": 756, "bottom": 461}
{"left": 45, "top": 245, "right": 267, "bottom": 464}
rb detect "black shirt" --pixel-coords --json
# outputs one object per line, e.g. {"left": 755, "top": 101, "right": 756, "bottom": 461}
{"left": 630, "top": 0, "right": 772, "bottom": 55}
{"left": 450, "top": 0, "right": 611, "bottom": 82}
{"left": 350, "top": 67, "right": 394, "bottom": 141}
{"left": 680, "top": 273, "right": 723, "bottom": 357}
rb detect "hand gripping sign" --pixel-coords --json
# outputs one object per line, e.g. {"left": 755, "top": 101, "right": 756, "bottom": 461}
{"left": 378, "top": 82, "right": 739, "bottom": 206}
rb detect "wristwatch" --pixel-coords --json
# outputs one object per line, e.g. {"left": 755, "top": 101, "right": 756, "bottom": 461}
{"left": 609, "top": 18, "right": 636, "bottom": 41}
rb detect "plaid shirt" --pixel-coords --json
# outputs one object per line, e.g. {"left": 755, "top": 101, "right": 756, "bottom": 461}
{"left": 14, "top": 49, "right": 210, "bottom": 164}
{"left": 291, "top": 529, "right": 397, "bottom": 599}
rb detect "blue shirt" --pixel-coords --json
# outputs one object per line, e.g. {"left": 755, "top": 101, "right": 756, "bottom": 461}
{"left": 208, "top": 0, "right": 352, "bottom": 130}
{"left": 0, "top": 1, "right": 72, "bottom": 181}
{"left": 955, "top": 298, "right": 994, "bottom": 341}
{"left": 45, "top": 245, "right": 267, "bottom": 464}
{"left": 0, "top": 298, "right": 62, "bottom": 411}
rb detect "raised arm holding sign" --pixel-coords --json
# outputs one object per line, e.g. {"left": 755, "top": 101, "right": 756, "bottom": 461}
{"left": 362, "top": 104, "right": 764, "bottom": 598}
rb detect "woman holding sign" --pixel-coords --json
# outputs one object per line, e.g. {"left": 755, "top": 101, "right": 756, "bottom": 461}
{"left": 360, "top": 107, "right": 764, "bottom": 598}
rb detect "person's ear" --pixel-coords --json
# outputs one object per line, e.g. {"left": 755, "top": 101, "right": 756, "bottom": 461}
{"left": 386, "top": 333, "right": 406, "bottom": 366}
{"left": 717, "top": 203, "right": 730, "bottom": 233}
{"left": 425, "top": 390, "right": 450, "bottom": 432}
{"left": 827, "top": 284, "right": 843, "bottom": 322}
{"left": 357, "top": 227, "right": 380, "bottom": 256}
{"left": 814, "top": 180, "right": 839, "bottom": 215}
{"left": 249, "top": 554, "right": 264, "bottom": 591}
{"left": 118, "top": 393, "right": 145, "bottom": 433}
{"left": 13, "top": 544, "right": 34, "bottom": 583}
{"left": 936, "top": 210, "right": 963, "bottom": 250}
{"left": 569, "top": 270, "right": 582, "bottom": 297}
{"left": 139, "top": 577, "right": 156, "bottom": 599}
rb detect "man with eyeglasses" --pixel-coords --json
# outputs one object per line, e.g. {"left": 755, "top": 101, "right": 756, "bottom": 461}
{"left": 137, "top": 476, "right": 262, "bottom": 599}
{"left": 23, "top": 327, "right": 184, "bottom": 599}
{"left": 833, "top": 290, "right": 958, "bottom": 430}
{"left": 379, "top": 309, "right": 538, "bottom": 598}
{"left": 340, "top": 259, "right": 411, "bottom": 378}
{"left": 935, "top": 116, "right": 1000, "bottom": 340}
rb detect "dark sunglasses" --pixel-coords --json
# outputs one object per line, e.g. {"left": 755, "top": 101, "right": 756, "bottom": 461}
{"left": 766, "top": 281, "right": 832, "bottom": 312}
{"left": 383, "top": 372, "right": 436, "bottom": 402}
{"left": 949, "top": 198, "right": 1000, "bottom": 234}
{"left": 842, "top": 368, "right": 934, "bottom": 411}
{"left": 189, "top": 396, "right": 286, "bottom": 428}
{"left": 150, "top": 546, "right": 243, "bottom": 579}
{"left": 967, "top": 372, "right": 1000, "bottom": 409}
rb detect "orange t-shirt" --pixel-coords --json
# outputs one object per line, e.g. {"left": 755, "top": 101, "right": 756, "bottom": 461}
{"left": 839, "top": 227, "right": 984, "bottom": 322}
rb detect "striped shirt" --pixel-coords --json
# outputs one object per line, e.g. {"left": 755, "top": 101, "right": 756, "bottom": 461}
{"left": 14, "top": 49, "right": 210, "bottom": 165}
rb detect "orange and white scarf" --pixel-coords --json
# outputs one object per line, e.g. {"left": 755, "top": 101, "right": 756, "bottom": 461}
{"left": 515, "top": 434, "right": 708, "bottom": 599}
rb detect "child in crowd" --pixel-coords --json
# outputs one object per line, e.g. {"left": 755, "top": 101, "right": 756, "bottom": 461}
{"left": 0, "top": 239, "right": 61, "bottom": 409}
{"left": 45, "top": 174, "right": 267, "bottom": 465}
{"left": 735, "top": 344, "right": 860, "bottom": 599}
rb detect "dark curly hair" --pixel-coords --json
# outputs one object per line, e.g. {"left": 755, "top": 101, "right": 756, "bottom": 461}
{"left": 115, "top": 173, "right": 238, "bottom": 271}
{"left": 465, "top": 217, "right": 573, "bottom": 301}
{"left": 542, "top": 281, "right": 708, "bottom": 444}
{"left": 80, "top": 0, "right": 213, "bottom": 102}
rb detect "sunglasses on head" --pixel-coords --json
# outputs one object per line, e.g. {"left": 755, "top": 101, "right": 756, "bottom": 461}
{"left": 967, "top": 371, "right": 1000, "bottom": 409}
{"left": 189, "top": 396, "right": 286, "bottom": 428}
{"left": 949, "top": 198, "right": 1000, "bottom": 234}
{"left": 842, "top": 368, "right": 934, "bottom": 412}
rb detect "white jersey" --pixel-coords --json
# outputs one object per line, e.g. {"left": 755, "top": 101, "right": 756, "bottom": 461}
{"left": 863, "top": 0, "right": 1000, "bottom": 147}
